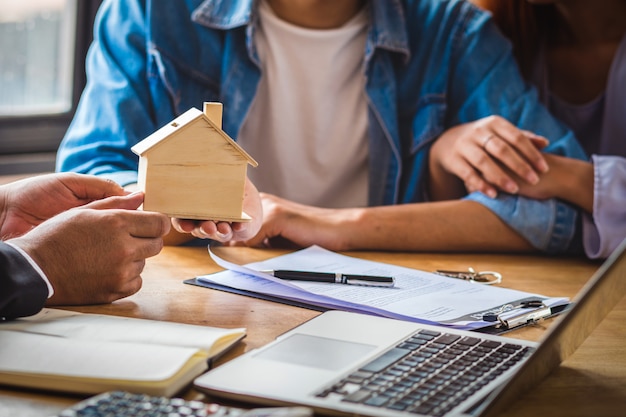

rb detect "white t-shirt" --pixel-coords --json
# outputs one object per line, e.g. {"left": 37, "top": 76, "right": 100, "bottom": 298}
{"left": 237, "top": 0, "right": 370, "bottom": 208}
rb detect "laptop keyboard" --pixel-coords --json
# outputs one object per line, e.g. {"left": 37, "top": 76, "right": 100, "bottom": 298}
{"left": 316, "top": 329, "right": 533, "bottom": 416}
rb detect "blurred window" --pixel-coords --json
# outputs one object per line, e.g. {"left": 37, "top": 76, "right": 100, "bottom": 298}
{"left": 0, "top": 0, "right": 100, "bottom": 173}
{"left": 0, "top": 0, "right": 76, "bottom": 116}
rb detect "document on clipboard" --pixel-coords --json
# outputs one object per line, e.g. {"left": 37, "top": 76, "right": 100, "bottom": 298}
{"left": 185, "top": 245, "right": 569, "bottom": 332}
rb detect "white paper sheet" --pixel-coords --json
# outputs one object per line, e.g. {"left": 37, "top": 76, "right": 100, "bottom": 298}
{"left": 198, "top": 246, "right": 568, "bottom": 330}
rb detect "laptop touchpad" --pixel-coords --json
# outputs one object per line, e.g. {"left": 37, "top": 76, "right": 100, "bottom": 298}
{"left": 254, "top": 334, "right": 376, "bottom": 370}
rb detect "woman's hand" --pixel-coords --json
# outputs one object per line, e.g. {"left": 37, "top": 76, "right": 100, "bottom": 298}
{"left": 237, "top": 193, "right": 354, "bottom": 251}
{"left": 428, "top": 116, "right": 550, "bottom": 200}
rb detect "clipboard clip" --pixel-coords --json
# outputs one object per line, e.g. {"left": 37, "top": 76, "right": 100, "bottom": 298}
{"left": 435, "top": 268, "right": 503, "bottom": 285}
{"left": 483, "top": 300, "right": 552, "bottom": 329}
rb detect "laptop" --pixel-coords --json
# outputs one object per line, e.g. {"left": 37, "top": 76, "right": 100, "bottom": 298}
{"left": 194, "top": 239, "right": 626, "bottom": 417}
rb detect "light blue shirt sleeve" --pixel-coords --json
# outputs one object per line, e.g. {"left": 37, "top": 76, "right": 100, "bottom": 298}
{"left": 583, "top": 155, "right": 626, "bottom": 259}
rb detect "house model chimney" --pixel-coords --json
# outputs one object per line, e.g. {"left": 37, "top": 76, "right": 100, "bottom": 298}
{"left": 203, "top": 102, "right": 223, "bottom": 129}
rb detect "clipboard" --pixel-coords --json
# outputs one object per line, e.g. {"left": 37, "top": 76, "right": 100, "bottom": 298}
{"left": 184, "top": 278, "right": 328, "bottom": 312}
{"left": 184, "top": 277, "right": 569, "bottom": 335}
{"left": 189, "top": 245, "right": 572, "bottom": 334}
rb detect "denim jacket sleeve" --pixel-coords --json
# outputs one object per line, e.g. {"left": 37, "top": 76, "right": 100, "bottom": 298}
{"left": 56, "top": 0, "right": 158, "bottom": 186}
{"left": 445, "top": 5, "right": 587, "bottom": 253}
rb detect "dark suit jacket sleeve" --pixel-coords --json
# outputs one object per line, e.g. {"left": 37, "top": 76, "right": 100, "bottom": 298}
{"left": 0, "top": 242, "right": 48, "bottom": 320}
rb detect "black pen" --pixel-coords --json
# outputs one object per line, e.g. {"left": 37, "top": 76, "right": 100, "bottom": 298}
{"left": 261, "top": 270, "right": 395, "bottom": 287}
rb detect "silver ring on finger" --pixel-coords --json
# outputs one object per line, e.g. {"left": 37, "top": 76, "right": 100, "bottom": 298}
{"left": 481, "top": 134, "right": 495, "bottom": 150}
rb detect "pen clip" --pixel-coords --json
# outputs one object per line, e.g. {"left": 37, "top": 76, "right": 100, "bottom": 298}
{"left": 484, "top": 300, "right": 552, "bottom": 329}
{"left": 344, "top": 275, "right": 395, "bottom": 287}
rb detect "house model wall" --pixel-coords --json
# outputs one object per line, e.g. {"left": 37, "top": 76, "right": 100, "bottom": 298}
{"left": 131, "top": 103, "right": 258, "bottom": 222}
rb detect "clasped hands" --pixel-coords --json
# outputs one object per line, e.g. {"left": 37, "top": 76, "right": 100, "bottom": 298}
{"left": 428, "top": 115, "right": 574, "bottom": 202}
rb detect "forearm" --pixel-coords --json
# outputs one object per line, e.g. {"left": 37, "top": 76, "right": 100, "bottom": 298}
{"left": 518, "top": 155, "right": 594, "bottom": 213}
{"left": 551, "top": 157, "right": 594, "bottom": 213}
{"left": 341, "top": 200, "right": 534, "bottom": 252}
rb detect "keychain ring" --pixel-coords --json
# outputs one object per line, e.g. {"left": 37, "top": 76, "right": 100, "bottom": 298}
{"left": 472, "top": 270, "right": 502, "bottom": 285}
{"left": 434, "top": 268, "right": 503, "bottom": 285}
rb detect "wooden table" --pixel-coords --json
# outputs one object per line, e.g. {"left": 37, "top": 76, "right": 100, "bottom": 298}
{"left": 1, "top": 246, "right": 625, "bottom": 416}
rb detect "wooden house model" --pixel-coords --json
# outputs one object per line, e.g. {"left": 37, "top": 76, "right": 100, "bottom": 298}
{"left": 131, "top": 103, "right": 258, "bottom": 222}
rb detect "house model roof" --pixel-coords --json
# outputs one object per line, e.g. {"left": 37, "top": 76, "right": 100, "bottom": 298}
{"left": 131, "top": 107, "right": 258, "bottom": 167}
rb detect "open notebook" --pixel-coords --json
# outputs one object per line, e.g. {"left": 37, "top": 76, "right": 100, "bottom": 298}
{"left": 0, "top": 309, "right": 246, "bottom": 397}
{"left": 194, "top": 239, "right": 626, "bottom": 417}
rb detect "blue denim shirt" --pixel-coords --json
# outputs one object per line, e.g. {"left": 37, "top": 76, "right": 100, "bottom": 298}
{"left": 57, "top": 0, "right": 587, "bottom": 253}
